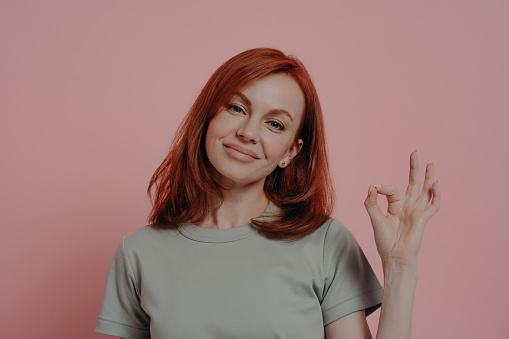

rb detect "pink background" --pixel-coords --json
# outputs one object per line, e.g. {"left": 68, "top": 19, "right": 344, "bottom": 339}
{"left": 1, "top": 0, "right": 508, "bottom": 338}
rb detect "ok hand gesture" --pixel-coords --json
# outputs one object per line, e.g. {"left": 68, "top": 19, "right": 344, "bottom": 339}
{"left": 364, "top": 150, "right": 441, "bottom": 267}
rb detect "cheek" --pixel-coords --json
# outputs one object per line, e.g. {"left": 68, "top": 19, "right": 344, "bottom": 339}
{"left": 207, "top": 111, "right": 234, "bottom": 137}
{"left": 204, "top": 112, "right": 231, "bottom": 159}
{"left": 204, "top": 120, "right": 219, "bottom": 159}
{"left": 205, "top": 114, "right": 224, "bottom": 141}
{"left": 262, "top": 135, "right": 293, "bottom": 160}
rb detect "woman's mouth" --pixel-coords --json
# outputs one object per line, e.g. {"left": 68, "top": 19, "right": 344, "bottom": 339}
{"left": 223, "top": 143, "right": 260, "bottom": 162}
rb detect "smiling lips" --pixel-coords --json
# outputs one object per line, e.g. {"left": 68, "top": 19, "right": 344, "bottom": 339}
{"left": 223, "top": 143, "right": 260, "bottom": 162}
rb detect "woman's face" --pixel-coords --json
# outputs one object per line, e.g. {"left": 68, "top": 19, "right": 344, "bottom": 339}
{"left": 205, "top": 73, "right": 305, "bottom": 188}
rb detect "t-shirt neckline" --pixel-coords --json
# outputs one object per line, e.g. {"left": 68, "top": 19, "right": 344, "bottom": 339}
{"left": 178, "top": 202, "right": 278, "bottom": 243}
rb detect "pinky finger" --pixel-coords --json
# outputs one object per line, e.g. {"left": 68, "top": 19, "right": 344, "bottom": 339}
{"left": 425, "top": 181, "right": 441, "bottom": 217}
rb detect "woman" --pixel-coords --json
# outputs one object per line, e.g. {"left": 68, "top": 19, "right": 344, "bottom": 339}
{"left": 95, "top": 48, "right": 441, "bottom": 339}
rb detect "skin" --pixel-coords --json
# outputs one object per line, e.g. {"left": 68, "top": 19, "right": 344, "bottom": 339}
{"left": 199, "top": 73, "right": 304, "bottom": 229}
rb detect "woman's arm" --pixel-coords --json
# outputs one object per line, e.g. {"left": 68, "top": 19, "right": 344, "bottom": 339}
{"left": 324, "top": 310, "right": 372, "bottom": 339}
{"left": 370, "top": 150, "right": 440, "bottom": 339}
{"left": 326, "top": 150, "right": 440, "bottom": 339}
{"left": 325, "top": 261, "right": 418, "bottom": 339}
{"left": 374, "top": 260, "right": 418, "bottom": 338}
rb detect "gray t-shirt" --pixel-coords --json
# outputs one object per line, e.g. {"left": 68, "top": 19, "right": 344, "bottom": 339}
{"left": 95, "top": 214, "right": 383, "bottom": 339}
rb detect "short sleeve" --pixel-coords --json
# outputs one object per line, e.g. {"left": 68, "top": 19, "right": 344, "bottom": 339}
{"left": 95, "top": 237, "right": 151, "bottom": 339}
{"left": 320, "top": 219, "right": 383, "bottom": 326}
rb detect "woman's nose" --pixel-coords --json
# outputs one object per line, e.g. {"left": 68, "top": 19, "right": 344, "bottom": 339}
{"left": 237, "top": 119, "right": 259, "bottom": 143}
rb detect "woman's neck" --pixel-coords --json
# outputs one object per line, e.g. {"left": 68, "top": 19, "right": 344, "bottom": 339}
{"left": 196, "top": 181, "right": 269, "bottom": 230}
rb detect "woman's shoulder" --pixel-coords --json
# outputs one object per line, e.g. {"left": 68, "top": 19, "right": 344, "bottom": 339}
{"left": 315, "top": 217, "right": 360, "bottom": 247}
{"left": 288, "top": 217, "right": 362, "bottom": 261}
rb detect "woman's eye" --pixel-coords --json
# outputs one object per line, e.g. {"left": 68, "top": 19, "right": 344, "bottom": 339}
{"left": 227, "top": 104, "right": 243, "bottom": 114}
{"left": 268, "top": 120, "right": 284, "bottom": 131}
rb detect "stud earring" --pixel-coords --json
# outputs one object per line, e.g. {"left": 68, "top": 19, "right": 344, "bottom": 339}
{"left": 282, "top": 162, "right": 286, "bottom": 167}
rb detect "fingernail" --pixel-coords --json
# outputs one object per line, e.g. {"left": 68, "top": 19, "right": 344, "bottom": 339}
{"left": 369, "top": 184, "right": 381, "bottom": 195}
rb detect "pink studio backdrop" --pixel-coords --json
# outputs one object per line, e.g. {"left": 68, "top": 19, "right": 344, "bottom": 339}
{"left": 1, "top": 1, "right": 508, "bottom": 338}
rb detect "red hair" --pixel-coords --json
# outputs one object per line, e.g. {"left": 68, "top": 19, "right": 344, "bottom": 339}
{"left": 147, "top": 48, "right": 334, "bottom": 242}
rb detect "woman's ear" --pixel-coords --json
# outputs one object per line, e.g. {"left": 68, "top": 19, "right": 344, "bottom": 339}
{"left": 279, "top": 139, "right": 303, "bottom": 168}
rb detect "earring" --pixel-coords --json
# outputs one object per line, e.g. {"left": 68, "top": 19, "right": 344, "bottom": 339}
{"left": 282, "top": 162, "right": 286, "bottom": 167}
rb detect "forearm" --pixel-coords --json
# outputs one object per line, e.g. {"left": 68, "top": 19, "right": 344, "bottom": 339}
{"left": 375, "top": 260, "right": 419, "bottom": 339}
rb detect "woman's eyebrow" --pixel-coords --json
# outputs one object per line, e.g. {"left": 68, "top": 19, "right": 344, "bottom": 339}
{"left": 232, "top": 91, "right": 294, "bottom": 122}
{"left": 268, "top": 109, "right": 293, "bottom": 122}
{"left": 233, "top": 92, "right": 251, "bottom": 106}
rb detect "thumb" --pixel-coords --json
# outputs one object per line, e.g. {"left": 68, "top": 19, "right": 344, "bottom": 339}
{"left": 364, "top": 184, "right": 385, "bottom": 227}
